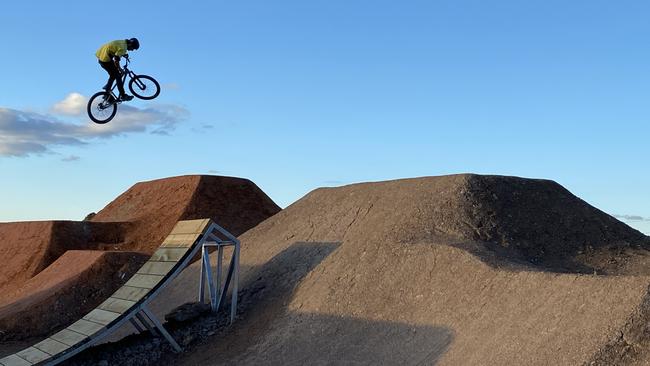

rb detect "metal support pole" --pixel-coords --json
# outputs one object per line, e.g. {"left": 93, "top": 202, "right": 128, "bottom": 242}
{"left": 231, "top": 242, "right": 240, "bottom": 323}
{"left": 141, "top": 306, "right": 182, "bottom": 353}
{"left": 136, "top": 313, "right": 159, "bottom": 337}
{"left": 203, "top": 246, "right": 217, "bottom": 310}
{"left": 216, "top": 245, "right": 224, "bottom": 310}
{"left": 217, "top": 253, "right": 236, "bottom": 312}
{"left": 199, "top": 246, "right": 207, "bottom": 303}
{"left": 129, "top": 318, "right": 144, "bottom": 333}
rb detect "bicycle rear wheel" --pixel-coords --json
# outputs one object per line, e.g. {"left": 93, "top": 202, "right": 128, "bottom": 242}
{"left": 87, "top": 91, "right": 118, "bottom": 124}
{"left": 129, "top": 75, "right": 160, "bottom": 100}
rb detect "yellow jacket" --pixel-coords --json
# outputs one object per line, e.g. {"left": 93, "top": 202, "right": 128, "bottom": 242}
{"left": 96, "top": 40, "right": 128, "bottom": 62}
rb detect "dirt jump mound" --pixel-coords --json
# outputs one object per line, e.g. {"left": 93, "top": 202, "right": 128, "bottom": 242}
{"left": 90, "top": 175, "right": 281, "bottom": 253}
{"left": 132, "top": 174, "right": 650, "bottom": 366}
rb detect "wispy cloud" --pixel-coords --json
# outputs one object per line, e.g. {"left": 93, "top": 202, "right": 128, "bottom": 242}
{"left": 0, "top": 108, "right": 87, "bottom": 157}
{"left": 0, "top": 93, "right": 189, "bottom": 158}
{"left": 614, "top": 214, "right": 650, "bottom": 222}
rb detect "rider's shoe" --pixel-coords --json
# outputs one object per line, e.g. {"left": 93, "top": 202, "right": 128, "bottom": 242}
{"left": 119, "top": 94, "right": 134, "bottom": 101}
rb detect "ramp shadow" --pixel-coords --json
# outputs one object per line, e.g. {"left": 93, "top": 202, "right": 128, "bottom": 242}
{"left": 217, "top": 312, "right": 454, "bottom": 366}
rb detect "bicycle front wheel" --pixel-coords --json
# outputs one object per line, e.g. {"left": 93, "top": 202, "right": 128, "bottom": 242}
{"left": 87, "top": 91, "right": 117, "bottom": 124}
{"left": 129, "top": 75, "right": 160, "bottom": 100}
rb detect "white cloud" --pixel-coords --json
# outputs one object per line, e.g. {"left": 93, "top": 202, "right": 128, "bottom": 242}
{"left": 51, "top": 93, "right": 87, "bottom": 116}
{"left": 614, "top": 214, "right": 647, "bottom": 221}
{"left": 0, "top": 93, "right": 189, "bottom": 157}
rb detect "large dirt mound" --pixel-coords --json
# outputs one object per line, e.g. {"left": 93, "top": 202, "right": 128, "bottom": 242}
{"left": 90, "top": 175, "right": 281, "bottom": 253}
{"left": 104, "top": 174, "right": 650, "bottom": 366}
{"left": 235, "top": 174, "right": 649, "bottom": 273}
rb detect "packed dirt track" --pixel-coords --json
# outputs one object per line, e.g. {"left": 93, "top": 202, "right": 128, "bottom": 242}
{"left": 3, "top": 174, "right": 650, "bottom": 365}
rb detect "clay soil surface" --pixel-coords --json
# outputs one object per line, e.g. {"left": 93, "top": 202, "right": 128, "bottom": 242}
{"left": 0, "top": 175, "right": 280, "bottom": 356}
{"left": 0, "top": 221, "right": 128, "bottom": 295}
{"left": 0, "top": 250, "right": 147, "bottom": 349}
{"left": 60, "top": 174, "right": 650, "bottom": 366}
{"left": 90, "top": 175, "right": 280, "bottom": 253}
{"left": 6, "top": 174, "right": 650, "bottom": 365}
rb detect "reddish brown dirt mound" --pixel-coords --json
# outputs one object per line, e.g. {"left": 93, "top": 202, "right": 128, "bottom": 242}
{"left": 0, "top": 250, "right": 147, "bottom": 341}
{"left": 91, "top": 175, "right": 281, "bottom": 253}
{"left": 0, "top": 221, "right": 128, "bottom": 293}
{"left": 0, "top": 174, "right": 279, "bottom": 346}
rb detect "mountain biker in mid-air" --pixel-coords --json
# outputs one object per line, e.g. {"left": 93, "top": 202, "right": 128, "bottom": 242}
{"left": 95, "top": 38, "right": 140, "bottom": 102}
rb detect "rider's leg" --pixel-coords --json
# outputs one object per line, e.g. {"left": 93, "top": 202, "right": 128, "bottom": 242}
{"left": 103, "top": 79, "right": 113, "bottom": 91}
{"left": 99, "top": 61, "right": 132, "bottom": 101}
{"left": 112, "top": 70, "right": 133, "bottom": 101}
{"left": 99, "top": 61, "right": 117, "bottom": 91}
{"left": 115, "top": 68, "right": 133, "bottom": 101}
{"left": 114, "top": 77, "right": 133, "bottom": 100}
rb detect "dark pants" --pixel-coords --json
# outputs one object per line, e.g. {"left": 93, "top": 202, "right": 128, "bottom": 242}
{"left": 99, "top": 60, "right": 126, "bottom": 95}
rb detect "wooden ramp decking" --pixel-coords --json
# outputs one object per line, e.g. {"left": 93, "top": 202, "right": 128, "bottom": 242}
{"left": 0, "top": 219, "right": 222, "bottom": 366}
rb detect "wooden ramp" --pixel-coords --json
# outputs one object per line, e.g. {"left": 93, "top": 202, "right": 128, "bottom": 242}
{"left": 0, "top": 219, "right": 240, "bottom": 366}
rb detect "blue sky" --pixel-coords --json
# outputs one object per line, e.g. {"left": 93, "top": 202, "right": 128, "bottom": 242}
{"left": 1, "top": 1, "right": 649, "bottom": 234}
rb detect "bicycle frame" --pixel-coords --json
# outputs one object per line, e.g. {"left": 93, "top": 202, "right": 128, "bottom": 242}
{"left": 106, "top": 57, "right": 146, "bottom": 98}
{"left": 90, "top": 56, "right": 159, "bottom": 123}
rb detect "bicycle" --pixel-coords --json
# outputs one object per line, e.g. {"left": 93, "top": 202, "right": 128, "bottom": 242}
{"left": 87, "top": 55, "right": 160, "bottom": 124}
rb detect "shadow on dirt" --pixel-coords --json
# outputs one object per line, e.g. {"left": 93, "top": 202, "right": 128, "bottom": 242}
{"left": 63, "top": 241, "right": 454, "bottom": 365}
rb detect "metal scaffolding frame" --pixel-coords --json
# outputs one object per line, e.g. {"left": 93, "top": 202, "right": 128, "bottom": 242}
{"left": 39, "top": 221, "right": 240, "bottom": 366}
{"left": 198, "top": 221, "right": 241, "bottom": 323}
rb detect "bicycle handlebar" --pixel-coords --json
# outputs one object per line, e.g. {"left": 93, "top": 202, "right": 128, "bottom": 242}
{"left": 121, "top": 55, "right": 131, "bottom": 69}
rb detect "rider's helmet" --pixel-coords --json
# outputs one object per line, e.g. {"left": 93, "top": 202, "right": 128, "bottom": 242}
{"left": 127, "top": 38, "right": 140, "bottom": 50}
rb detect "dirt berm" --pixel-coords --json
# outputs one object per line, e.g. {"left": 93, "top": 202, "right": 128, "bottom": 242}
{"left": 119, "top": 174, "right": 650, "bottom": 366}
